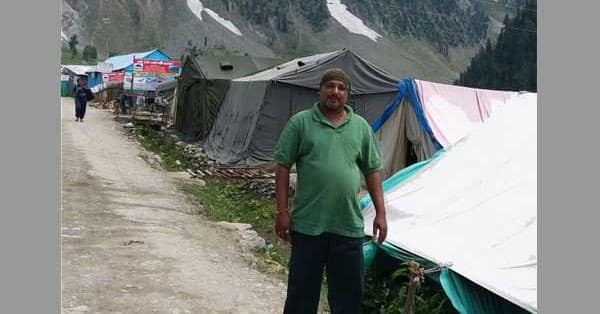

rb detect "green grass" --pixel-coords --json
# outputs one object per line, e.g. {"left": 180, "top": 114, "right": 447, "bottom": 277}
{"left": 132, "top": 124, "right": 455, "bottom": 312}
{"left": 182, "top": 178, "right": 292, "bottom": 268}
{"left": 181, "top": 176, "right": 455, "bottom": 313}
{"left": 362, "top": 253, "right": 457, "bottom": 314}
{"left": 134, "top": 125, "right": 193, "bottom": 171}
{"left": 362, "top": 270, "right": 456, "bottom": 314}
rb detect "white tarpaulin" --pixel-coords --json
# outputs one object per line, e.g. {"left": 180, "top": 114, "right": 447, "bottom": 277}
{"left": 416, "top": 80, "right": 516, "bottom": 147}
{"left": 363, "top": 92, "right": 537, "bottom": 312}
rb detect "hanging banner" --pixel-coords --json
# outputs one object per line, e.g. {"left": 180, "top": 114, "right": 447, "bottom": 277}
{"left": 157, "top": 73, "right": 178, "bottom": 85}
{"left": 102, "top": 72, "right": 125, "bottom": 83}
{"left": 133, "top": 58, "right": 181, "bottom": 75}
{"left": 129, "top": 58, "right": 180, "bottom": 91}
{"left": 123, "top": 72, "right": 133, "bottom": 90}
{"left": 132, "top": 73, "right": 160, "bottom": 91}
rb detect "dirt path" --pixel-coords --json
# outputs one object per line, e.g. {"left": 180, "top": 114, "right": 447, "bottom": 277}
{"left": 61, "top": 98, "right": 286, "bottom": 314}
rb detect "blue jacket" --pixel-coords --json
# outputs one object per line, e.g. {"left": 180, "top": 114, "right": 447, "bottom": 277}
{"left": 73, "top": 84, "right": 89, "bottom": 103}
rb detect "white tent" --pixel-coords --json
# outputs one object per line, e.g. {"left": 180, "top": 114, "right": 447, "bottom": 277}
{"left": 363, "top": 92, "right": 537, "bottom": 313}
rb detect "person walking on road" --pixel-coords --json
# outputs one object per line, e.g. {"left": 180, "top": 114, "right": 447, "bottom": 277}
{"left": 73, "top": 76, "right": 93, "bottom": 122}
{"left": 274, "top": 68, "right": 388, "bottom": 314}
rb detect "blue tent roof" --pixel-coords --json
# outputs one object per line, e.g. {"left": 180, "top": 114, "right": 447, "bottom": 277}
{"left": 102, "top": 49, "right": 170, "bottom": 71}
{"left": 371, "top": 77, "right": 442, "bottom": 150}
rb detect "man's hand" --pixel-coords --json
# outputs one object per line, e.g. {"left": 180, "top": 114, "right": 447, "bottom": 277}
{"left": 365, "top": 170, "right": 387, "bottom": 243}
{"left": 372, "top": 213, "right": 387, "bottom": 244}
{"left": 275, "top": 164, "right": 292, "bottom": 242}
{"left": 275, "top": 211, "right": 291, "bottom": 242}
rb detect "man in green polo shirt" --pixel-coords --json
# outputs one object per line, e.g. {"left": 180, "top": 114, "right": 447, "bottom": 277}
{"left": 274, "top": 68, "right": 388, "bottom": 314}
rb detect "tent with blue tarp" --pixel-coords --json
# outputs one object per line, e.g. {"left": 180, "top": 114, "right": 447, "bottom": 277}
{"left": 371, "top": 77, "right": 517, "bottom": 179}
{"left": 362, "top": 92, "right": 537, "bottom": 313}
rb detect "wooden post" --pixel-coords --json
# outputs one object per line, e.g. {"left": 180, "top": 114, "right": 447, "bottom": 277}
{"left": 403, "top": 261, "right": 425, "bottom": 314}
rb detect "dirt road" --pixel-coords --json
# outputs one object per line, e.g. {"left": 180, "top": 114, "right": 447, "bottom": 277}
{"left": 61, "top": 98, "right": 286, "bottom": 313}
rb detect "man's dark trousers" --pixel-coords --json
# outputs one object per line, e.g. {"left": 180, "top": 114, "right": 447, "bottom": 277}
{"left": 75, "top": 98, "right": 87, "bottom": 119}
{"left": 284, "top": 231, "right": 364, "bottom": 314}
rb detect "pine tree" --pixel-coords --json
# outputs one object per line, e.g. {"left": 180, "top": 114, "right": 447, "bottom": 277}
{"left": 455, "top": 0, "right": 537, "bottom": 92}
{"left": 82, "top": 45, "right": 98, "bottom": 62}
{"left": 68, "top": 34, "right": 79, "bottom": 58}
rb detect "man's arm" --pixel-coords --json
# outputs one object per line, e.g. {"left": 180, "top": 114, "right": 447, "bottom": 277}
{"left": 275, "top": 164, "right": 292, "bottom": 242}
{"left": 365, "top": 171, "right": 387, "bottom": 243}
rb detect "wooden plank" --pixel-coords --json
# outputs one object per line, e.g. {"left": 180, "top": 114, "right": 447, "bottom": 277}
{"left": 186, "top": 168, "right": 196, "bottom": 178}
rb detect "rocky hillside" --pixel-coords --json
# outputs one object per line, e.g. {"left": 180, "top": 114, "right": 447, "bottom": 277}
{"left": 61, "top": 0, "right": 521, "bottom": 83}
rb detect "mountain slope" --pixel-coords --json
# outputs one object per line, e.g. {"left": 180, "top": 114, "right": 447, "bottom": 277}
{"left": 61, "top": 0, "right": 520, "bottom": 83}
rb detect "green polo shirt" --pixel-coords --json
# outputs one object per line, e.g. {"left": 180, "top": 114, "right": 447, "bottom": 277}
{"left": 274, "top": 103, "right": 382, "bottom": 238}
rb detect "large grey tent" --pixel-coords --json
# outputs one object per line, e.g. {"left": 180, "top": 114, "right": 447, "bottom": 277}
{"left": 204, "top": 48, "right": 400, "bottom": 164}
{"left": 174, "top": 55, "right": 282, "bottom": 139}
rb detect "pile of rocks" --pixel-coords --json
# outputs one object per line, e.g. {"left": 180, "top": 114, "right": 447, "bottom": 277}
{"left": 243, "top": 180, "right": 277, "bottom": 199}
{"left": 242, "top": 174, "right": 296, "bottom": 200}
{"left": 177, "top": 142, "right": 216, "bottom": 170}
{"left": 137, "top": 151, "right": 163, "bottom": 170}
{"left": 214, "top": 221, "right": 285, "bottom": 273}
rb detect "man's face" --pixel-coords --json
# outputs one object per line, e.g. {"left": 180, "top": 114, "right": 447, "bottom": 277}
{"left": 319, "top": 79, "right": 348, "bottom": 111}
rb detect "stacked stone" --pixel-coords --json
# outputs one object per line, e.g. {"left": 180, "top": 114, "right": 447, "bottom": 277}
{"left": 242, "top": 178, "right": 295, "bottom": 200}
{"left": 177, "top": 143, "right": 216, "bottom": 170}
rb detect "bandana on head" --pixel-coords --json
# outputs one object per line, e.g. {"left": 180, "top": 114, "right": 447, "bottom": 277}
{"left": 320, "top": 68, "right": 351, "bottom": 91}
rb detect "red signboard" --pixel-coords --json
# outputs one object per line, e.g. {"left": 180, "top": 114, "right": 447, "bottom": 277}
{"left": 133, "top": 58, "right": 181, "bottom": 74}
{"left": 102, "top": 72, "right": 125, "bottom": 83}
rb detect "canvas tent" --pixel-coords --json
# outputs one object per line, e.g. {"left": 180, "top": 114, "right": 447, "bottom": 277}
{"left": 371, "top": 77, "right": 517, "bottom": 179}
{"left": 362, "top": 92, "right": 537, "bottom": 313}
{"left": 174, "top": 55, "right": 282, "bottom": 139}
{"left": 204, "top": 48, "right": 400, "bottom": 164}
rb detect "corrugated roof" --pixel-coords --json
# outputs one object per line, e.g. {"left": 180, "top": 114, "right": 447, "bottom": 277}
{"left": 62, "top": 65, "right": 96, "bottom": 76}
{"left": 102, "top": 49, "right": 158, "bottom": 71}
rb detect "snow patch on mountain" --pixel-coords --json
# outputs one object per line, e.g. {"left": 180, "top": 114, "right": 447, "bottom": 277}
{"left": 204, "top": 9, "right": 242, "bottom": 36}
{"left": 326, "top": 0, "right": 382, "bottom": 42}
{"left": 186, "top": 0, "right": 242, "bottom": 36}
